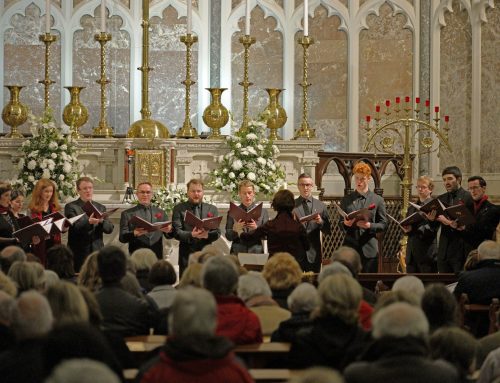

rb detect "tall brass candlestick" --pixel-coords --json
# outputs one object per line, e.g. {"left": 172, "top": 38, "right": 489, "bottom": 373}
{"left": 177, "top": 34, "right": 198, "bottom": 138}
{"left": 294, "top": 36, "right": 315, "bottom": 139}
{"left": 238, "top": 35, "right": 256, "bottom": 133}
{"left": 38, "top": 33, "right": 58, "bottom": 112}
{"left": 93, "top": 32, "right": 114, "bottom": 137}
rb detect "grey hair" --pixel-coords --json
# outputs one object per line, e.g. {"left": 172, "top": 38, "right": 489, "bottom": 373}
{"left": 237, "top": 272, "right": 272, "bottom": 302}
{"left": 287, "top": 283, "right": 319, "bottom": 314}
{"left": 168, "top": 287, "right": 217, "bottom": 337}
{"left": 477, "top": 240, "right": 500, "bottom": 260}
{"left": 130, "top": 248, "right": 158, "bottom": 270}
{"left": 318, "top": 274, "right": 362, "bottom": 324}
{"left": 330, "top": 246, "right": 362, "bottom": 276}
{"left": 0, "top": 290, "right": 15, "bottom": 325}
{"left": 0, "top": 245, "right": 27, "bottom": 265}
{"left": 44, "top": 359, "right": 120, "bottom": 383}
{"left": 44, "top": 270, "right": 60, "bottom": 288}
{"left": 372, "top": 302, "right": 429, "bottom": 339}
{"left": 392, "top": 276, "right": 425, "bottom": 302}
{"left": 318, "top": 262, "right": 352, "bottom": 284}
{"left": 201, "top": 255, "right": 238, "bottom": 295}
{"left": 289, "top": 367, "right": 344, "bottom": 383}
{"left": 8, "top": 261, "right": 45, "bottom": 293}
{"left": 12, "top": 290, "right": 53, "bottom": 339}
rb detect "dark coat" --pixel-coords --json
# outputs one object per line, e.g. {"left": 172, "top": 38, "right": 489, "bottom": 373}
{"left": 288, "top": 315, "right": 369, "bottom": 371}
{"left": 294, "top": 196, "right": 331, "bottom": 272}
{"left": 463, "top": 199, "right": 499, "bottom": 252}
{"left": 437, "top": 187, "right": 472, "bottom": 272}
{"left": 65, "top": 198, "right": 114, "bottom": 271}
{"left": 340, "top": 190, "right": 388, "bottom": 259}
{"left": 225, "top": 202, "right": 269, "bottom": 254}
{"left": 0, "top": 211, "right": 19, "bottom": 252}
{"left": 344, "top": 336, "right": 459, "bottom": 383}
{"left": 119, "top": 204, "right": 171, "bottom": 260}
{"left": 240, "top": 211, "right": 309, "bottom": 270}
{"left": 271, "top": 312, "right": 313, "bottom": 343}
{"left": 171, "top": 201, "right": 220, "bottom": 274}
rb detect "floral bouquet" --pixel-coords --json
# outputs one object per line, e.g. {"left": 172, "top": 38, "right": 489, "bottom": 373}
{"left": 14, "top": 110, "right": 84, "bottom": 198}
{"left": 151, "top": 184, "right": 188, "bottom": 213}
{"left": 209, "top": 120, "right": 286, "bottom": 197}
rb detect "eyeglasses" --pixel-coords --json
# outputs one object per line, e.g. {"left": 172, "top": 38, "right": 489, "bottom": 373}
{"left": 299, "top": 183, "right": 314, "bottom": 188}
{"left": 468, "top": 186, "right": 483, "bottom": 191}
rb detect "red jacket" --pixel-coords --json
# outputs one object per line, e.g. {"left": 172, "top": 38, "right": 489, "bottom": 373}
{"left": 215, "top": 295, "right": 263, "bottom": 345}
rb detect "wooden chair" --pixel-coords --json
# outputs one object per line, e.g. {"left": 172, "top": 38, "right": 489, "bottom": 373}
{"left": 234, "top": 342, "right": 291, "bottom": 368}
{"left": 459, "top": 293, "right": 500, "bottom": 335}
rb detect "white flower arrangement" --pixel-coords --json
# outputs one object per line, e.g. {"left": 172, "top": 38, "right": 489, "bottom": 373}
{"left": 151, "top": 184, "right": 188, "bottom": 213}
{"left": 14, "top": 110, "right": 84, "bottom": 198}
{"left": 209, "top": 120, "right": 286, "bottom": 197}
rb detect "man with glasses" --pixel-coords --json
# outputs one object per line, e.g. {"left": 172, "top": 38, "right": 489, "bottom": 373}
{"left": 294, "top": 173, "right": 331, "bottom": 272}
{"left": 119, "top": 182, "right": 172, "bottom": 260}
{"left": 460, "top": 176, "right": 499, "bottom": 253}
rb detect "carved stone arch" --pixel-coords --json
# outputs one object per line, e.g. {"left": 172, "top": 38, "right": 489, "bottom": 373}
{"left": 358, "top": 0, "right": 416, "bottom": 32}
{"left": 72, "top": 1, "right": 132, "bottom": 36}
{"left": 320, "top": 0, "right": 349, "bottom": 33}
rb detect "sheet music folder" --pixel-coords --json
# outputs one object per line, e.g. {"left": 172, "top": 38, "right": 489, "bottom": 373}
{"left": 228, "top": 202, "right": 263, "bottom": 222}
{"left": 184, "top": 210, "right": 222, "bottom": 230}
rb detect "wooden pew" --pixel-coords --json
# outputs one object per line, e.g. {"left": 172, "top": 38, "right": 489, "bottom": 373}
{"left": 234, "top": 342, "right": 291, "bottom": 368}
{"left": 459, "top": 294, "right": 500, "bottom": 335}
{"left": 249, "top": 368, "right": 301, "bottom": 382}
{"left": 125, "top": 335, "right": 166, "bottom": 365}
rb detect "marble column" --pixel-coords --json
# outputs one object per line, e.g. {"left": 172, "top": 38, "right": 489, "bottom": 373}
{"left": 418, "top": 1, "right": 431, "bottom": 176}
{"left": 210, "top": 0, "right": 222, "bottom": 87}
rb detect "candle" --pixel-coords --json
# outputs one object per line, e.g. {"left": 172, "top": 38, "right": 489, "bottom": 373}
{"left": 375, "top": 105, "right": 380, "bottom": 112}
{"left": 385, "top": 100, "right": 391, "bottom": 107}
{"left": 405, "top": 96, "right": 410, "bottom": 103}
{"left": 434, "top": 106, "right": 439, "bottom": 113}
{"left": 425, "top": 99, "right": 430, "bottom": 107}
{"left": 444, "top": 115, "right": 449, "bottom": 122}
{"left": 416, "top": 97, "right": 420, "bottom": 104}
{"left": 245, "top": 0, "right": 251, "bottom": 35}
{"left": 45, "top": 0, "right": 50, "bottom": 34}
{"left": 100, "top": 0, "right": 106, "bottom": 33}
{"left": 366, "top": 115, "right": 371, "bottom": 122}
{"left": 303, "top": 0, "right": 308, "bottom": 36}
{"left": 187, "top": 0, "right": 192, "bottom": 34}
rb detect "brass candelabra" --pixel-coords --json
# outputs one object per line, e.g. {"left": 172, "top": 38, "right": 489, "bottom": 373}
{"left": 177, "top": 34, "right": 198, "bottom": 138}
{"left": 294, "top": 36, "right": 315, "bottom": 139}
{"left": 364, "top": 97, "right": 452, "bottom": 272}
{"left": 38, "top": 33, "right": 58, "bottom": 112}
{"left": 93, "top": 32, "right": 114, "bottom": 137}
{"left": 238, "top": 34, "right": 256, "bottom": 133}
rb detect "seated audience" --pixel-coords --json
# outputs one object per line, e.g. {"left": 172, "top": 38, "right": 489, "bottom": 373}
{"left": 262, "top": 252, "right": 303, "bottom": 309}
{"left": 0, "top": 270, "right": 17, "bottom": 297}
{"left": 130, "top": 248, "right": 158, "bottom": 292}
{"left": 95, "top": 246, "right": 158, "bottom": 337}
{"left": 373, "top": 290, "right": 420, "bottom": 313}
{"left": 237, "top": 271, "right": 291, "bottom": 336}
{"left": 77, "top": 251, "right": 101, "bottom": 292}
{"left": 44, "top": 359, "right": 121, "bottom": 383}
{"left": 477, "top": 310, "right": 500, "bottom": 368}
{"left": 0, "top": 291, "right": 53, "bottom": 383}
{"left": 201, "top": 255, "right": 262, "bottom": 344}
{"left": 289, "top": 367, "right": 345, "bottom": 383}
{"left": 178, "top": 263, "right": 203, "bottom": 288}
{"left": 0, "top": 290, "right": 15, "bottom": 352}
{"left": 46, "top": 245, "right": 77, "bottom": 283}
{"left": 344, "top": 302, "right": 459, "bottom": 383}
{"left": 44, "top": 270, "right": 60, "bottom": 289}
{"left": 289, "top": 274, "right": 369, "bottom": 371}
{"left": 137, "top": 287, "right": 254, "bottom": 383}
{"left": 392, "top": 275, "right": 426, "bottom": 303}
{"left": 45, "top": 281, "right": 89, "bottom": 326}
{"left": 478, "top": 347, "right": 500, "bottom": 383}
{"left": 421, "top": 283, "right": 459, "bottom": 333}
{"left": 271, "top": 282, "right": 318, "bottom": 342}
{"left": 0, "top": 245, "right": 26, "bottom": 274}
{"left": 147, "top": 260, "right": 178, "bottom": 311}
{"left": 8, "top": 260, "right": 44, "bottom": 294}
{"left": 430, "top": 327, "right": 479, "bottom": 383}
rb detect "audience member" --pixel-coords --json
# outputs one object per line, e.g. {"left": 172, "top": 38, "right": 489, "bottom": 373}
{"left": 147, "top": 260, "right": 178, "bottom": 311}
{"left": 8, "top": 260, "right": 44, "bottom": 294}
{"left": 240, "top": 189, "right": 309, "bottom": 269}
{"left": 43, "top": 270, "right": 60, "bottom": 289}
{"left": 77, "top": 251, "right": 101, "bottom": 292}
{"left": 95, "top": 246, "right": 158, "bottom": 337}
{"left": 262, "top": 252, "right": 303, "bottom": 309}
{"left": 178, "top": 262, "right": 203, "bottom": 288}
{"left": 201, "top": 255, "right": 262, "bottom": 344}
{"left": 344, "top": 302, "right": 458, "bottom": 383}
{"left": 137, "top": 287, "right": 254, "bottom": 383}
{"left": 237, "top": 271, "right": 291, "bottom": 336}
{"left": 477, "top": 347, "right": 500, "bottom": 383}
{"left": 0, "top": 270, "right": 17, "bottom": 296}
{"left": 289, "top": 274, "right": 368, "bottom": 371}
{"left": 373, "top": 290, "right": 420, "bottom": 313}
{"left": 294, "top": 173, "right": 331, "bottom": 272}
{"left": 430, "top": 327, "right": 479, "bottom": 383}
{"left": 0, "top": 290, "right": 15, "bottom": 352}
{"left": 0, "top": 245, "right": 26, "bottom": 274}
{"left": 65, "top": 177, "right": 115, "bottom": 272}
{"left": 289, "top": 367, "right": 344, "bottom": 383}
{"left": 130, "top": 248, "right": 158, "bottom": 292}
{"left": 172, "top": 179, "right": 220, "bottom": 276}
{"left": 44, "top": 359, "right": 121, "bottom": 383}
{"left": 45, "top": 281, "right": 89, "bottom": 326}
{"left": 46, "top": 245, "right": 76, "bottom": 282}
{"left": 271, "top": 282, "right": 318, "bottom": 343}
{"left": 392, "top": 275, "right": 425, "bottom": 303}
{"left": 421, "top": 283, "right": 459, "bottom": 333}
{"left": 478, "top": 311, "right": 500, "bottom": 368}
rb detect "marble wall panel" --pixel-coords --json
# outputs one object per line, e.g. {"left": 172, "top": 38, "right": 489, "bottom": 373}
{"left": 231, "top": 6, "right": 283, "bottom": 128}
{"left": 359, "top": 3, "right": 413, "bottom": 150}
{"left": 439, "top": 2, "right": 471, "bottom": 172}
{"left": 149, "top": 6, "right": 198, "bottom": 134}
{"left": 294, "top": 5, "right": 347, "bottom": 151}
{"left": 232, "top": 0, "right": 243, "bottom": 9}
{"left": 480, "top": 6, "right": 500, "bottom": 173}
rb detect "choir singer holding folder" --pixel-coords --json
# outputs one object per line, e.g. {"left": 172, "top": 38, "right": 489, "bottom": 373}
{"left": 172, "top": 179, "right": 220, "bottom": 276}
{"left": 119, "top": 182, "right": 172, "bottom": 260}
{"left": 65, "top": 177, "right": 115, "bottom": 271}
{"left": 226, "top": 180, "right": 269, "bottom": 255}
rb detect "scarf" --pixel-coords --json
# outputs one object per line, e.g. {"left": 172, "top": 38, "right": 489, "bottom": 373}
{"left": 473, "top": 195, "right": 488, "bottom": 215}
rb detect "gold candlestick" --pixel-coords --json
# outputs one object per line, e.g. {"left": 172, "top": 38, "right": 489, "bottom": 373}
{"left": 93, "top": 32, "right": 114, "bottom": 137}
{"left": 177, "top": 34, "right": 198, "bottom": 138}
{"left": 238, "top": 34, "right": 256, "bottom": 133}
{"left": 294, "top": 36, "right": 315, "bottom": 139}
{"left": 38, "top": 33, "right": 58, "bottom": 112}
